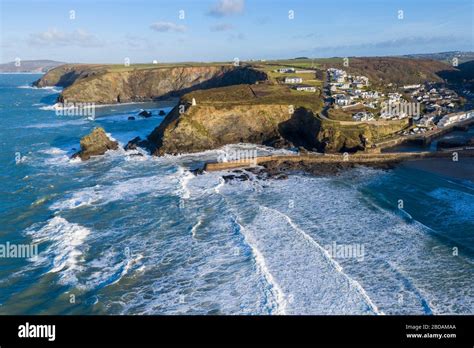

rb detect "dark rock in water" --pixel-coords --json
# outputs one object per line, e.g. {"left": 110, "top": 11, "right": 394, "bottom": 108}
{"left": 72, "top": 127, "right": 118, "bottom": 161}
{"left": 271, "top": 173, "right": 288, "bottom": 180}
{"left": 128, "top": 116, "right": 135, "bottom": 120}
{"left": 222, "top": 173, "right": 250, "bottom": 182}
{"left": 138, "top": 110, "right": 152, "bottom": 118}
{"left": 190, "top": 166, "right": 204, "bottom": 176}
{"left": 159, "top": 110, "right": 166, "bottom": 116}
{"left": 124, "top": 136, "right": 144, "bottom": 151}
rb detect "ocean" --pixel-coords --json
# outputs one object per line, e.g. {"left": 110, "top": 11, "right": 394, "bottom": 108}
{"left": 0, "top": 73, "right": 472, "bottom": 315}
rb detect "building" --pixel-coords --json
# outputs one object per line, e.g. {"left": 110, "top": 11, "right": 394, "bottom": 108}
{"left": 284, "top": 77, "right": 303, "bottom": 84}
{"left": 437, "top": 111, "right": 473, "bottom": 127}
{"left": 278, "top": 68, "right": 296, "bottom": 73}
{"left": 352, "top": 111, "right": 375, "bottom": 121}
{"left": 360, "top": 91, "right": 379, "bottom": 99}
{"left": 293, "top": 85, "right": 317, "bottom": 92}
{"left": 334, "top": 94, "right": 352, "bottom": 106}
{"left": 403, "top": 84, "right": 421, "bottom": 90}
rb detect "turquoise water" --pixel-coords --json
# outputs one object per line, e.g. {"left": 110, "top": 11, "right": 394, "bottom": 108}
{"left": 0, "top": 74, "right": 472, "bottom": 314}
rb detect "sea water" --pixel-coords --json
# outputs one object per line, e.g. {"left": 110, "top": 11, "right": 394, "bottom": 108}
{"left": 0, "top": 74, "right": 472, "bottom": 314}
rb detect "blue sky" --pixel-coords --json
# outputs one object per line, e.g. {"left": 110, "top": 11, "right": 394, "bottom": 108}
{"left": 1, "top": 0, "right": 473, "bottom": 63}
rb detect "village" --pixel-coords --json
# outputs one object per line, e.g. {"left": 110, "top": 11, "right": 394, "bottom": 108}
{"left": 327, "top": 67, "right": 474, "bottom": 134}
{"left": 272, "top": 64, "right": 474, "bottom": 138}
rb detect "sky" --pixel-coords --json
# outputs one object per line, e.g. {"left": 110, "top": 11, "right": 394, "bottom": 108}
{"left": 0, "top": 0, "right": 473, "bottom": 64}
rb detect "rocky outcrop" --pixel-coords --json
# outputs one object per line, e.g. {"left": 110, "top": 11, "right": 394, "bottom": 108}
{"left": 33, "top": 64, "right": 105, "bottom": 88}
{"left": 72, "top": 127, "right": 118, "bottom": 160}
{"left": 124, "top": 136, "right": 149, "bottom": 151}
{"left": 138, "top": 110, "right": 152, "bottom": 118}
{"left": 34, "top": 65, "right": 268, "bottom": 104}
{"left": 315, "top": 120, "right": 409, "bottom": 153}
{"left": 147, "top": 98, "right": 407, "bottom": 155}
{"left": 148, "top": 102, "right": 292, "bottom": 155}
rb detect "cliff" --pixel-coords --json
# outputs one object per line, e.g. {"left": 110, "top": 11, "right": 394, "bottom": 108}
{"left": 34, "top": 64, "right": 267, "bottom": 104}
{"left": 147, "top": 83, "right": 326, "bottom": 155}
{"left": 315, "top": 119, "right": 409, "bottom": 153}
{"left": 146, "top": 84, "right": 405, "bottom": 155}
{"left": 149, "top": 102, "right": 291, "bottom": 155}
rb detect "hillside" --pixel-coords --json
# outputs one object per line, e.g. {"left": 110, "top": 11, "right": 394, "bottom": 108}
{"left": 402, "top": 51, "right": 474, "bottom": 64}
{"left": 436, "top": 60, "right": 474, "bottom": 84}
{"left": 34, "top": 64, "right": 268, "bottom": 104}
{"left": 260, "top": 57, "right": 458, "bottom": 86}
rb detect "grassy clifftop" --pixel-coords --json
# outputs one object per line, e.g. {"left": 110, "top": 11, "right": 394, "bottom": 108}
{"left": 147, "top": 83, "right": 325, "bottom": 155}
{"left": 34, "top": 64, "right": 268, "bottom": 104}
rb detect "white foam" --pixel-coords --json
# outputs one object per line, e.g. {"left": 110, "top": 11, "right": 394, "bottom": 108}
{"left": 259, "top": 205, "right": 383, "bottom": 315}
{"left": 175, "top": 167, "right": 194, "bottom": 200}
{"left": 25, "top": 216, "right": 90, "bottom": 285}
{"left": 23, "top": 119, "right": 88, "bottom": 129}
{"left": 191, "top": 217, "right": 202, "bottom": 239}
{"left": 233, "top": 218, "right": 288, "bottom": 315}
{"left": 19, "top": 85, "right": 61, "bottom": 93}
{"left": 39, "top": 147, "right": 67, "bottom": 155}
{"left": 213, "top": 177, "right": 225, "bottom": 193}
{"left": 50, "top": 172, "right": 181, "bottom": 211}
{"left": 427, "top": 187, "right": 474, "bottom": 222}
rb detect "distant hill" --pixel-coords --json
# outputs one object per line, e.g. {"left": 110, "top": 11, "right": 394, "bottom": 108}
{"left": 0, "top": 60, "right": 66, "bottom": 73}
{"left": 401, "top": 51, "right": 474, "bottom": 65}
{"left": 259, "top": 56, "right": 463, "bottom": 86}
{"left": 314, "top": 57, "right": 458, "bottom": 86}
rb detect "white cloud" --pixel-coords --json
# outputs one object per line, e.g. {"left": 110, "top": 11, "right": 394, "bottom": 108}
{"left": 150, "top": 21, "right": 187, "bottom": 32}
{"left": 28, "top": 28, "right": 102, "bottom": 47}
{"left": 210, "top": 23, "right": 234, "bottom": 32}
{"left": 208, "top": 0, "right": 245, "bottom": 17}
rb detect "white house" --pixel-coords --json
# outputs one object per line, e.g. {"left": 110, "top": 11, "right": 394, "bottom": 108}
{"left": 403, "top": 84, "right": 421, "bottom": 90}
{"left": 361, "top": 91, "right": 379, "bottom": 99}
{"left": 437, "top": 112, "right": 472, "bottom": 127}
{"left": 334, "top": 94, "right": 352, "bottom": 106}
{"left": 352, "top": 112, "right": 374, "bottom": 121}
{"left": 284, "top": 77, "right": 303, "bottom": 84}
{"left": 294, "top": 85, "right": 317, "bottom": 92}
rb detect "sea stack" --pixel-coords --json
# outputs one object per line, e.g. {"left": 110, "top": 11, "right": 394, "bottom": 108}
{"left": 72, "top": 127, "right": 118, "bottom": 160}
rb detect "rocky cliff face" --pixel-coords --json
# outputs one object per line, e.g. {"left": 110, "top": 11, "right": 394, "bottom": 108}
{"left": 34, "top": 65, "right": 267, "bottom": 104}
{"left": 33, "top": 64, "right": 105, "bottom": 88}
{"left": 315, "top": 120, "right": 408, "bottom": 153}
{"left": 147, "top": 100, "right": 406, "bottom": 155}
{"left": 148, "top": 102, "right": 292, "bottom": 155}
